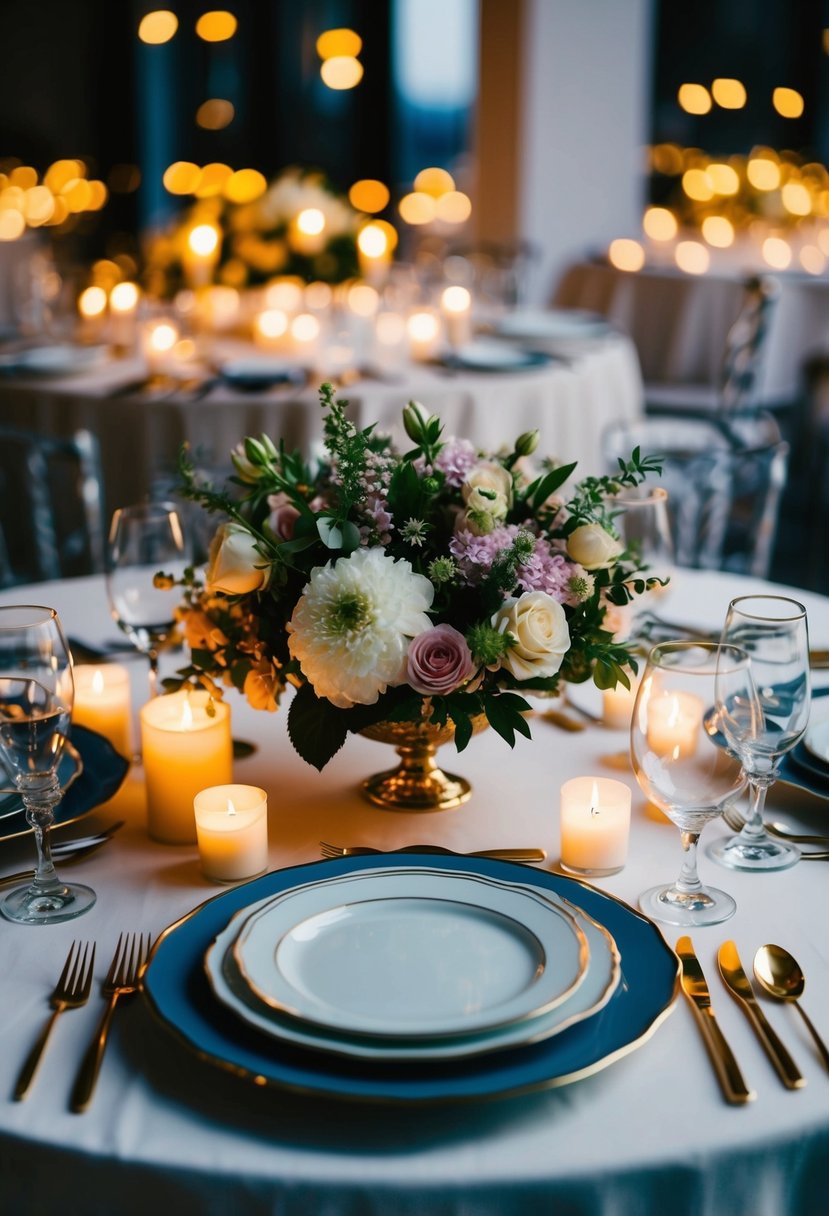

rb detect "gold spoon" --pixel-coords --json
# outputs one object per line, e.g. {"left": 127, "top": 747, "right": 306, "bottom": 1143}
{"left": 754, "top": 944, "right": 829, "bottom": 1072}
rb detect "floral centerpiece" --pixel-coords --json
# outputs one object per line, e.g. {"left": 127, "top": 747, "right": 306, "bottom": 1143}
{"left": 145, "top": 168, "right": 361, "bottom": 297}
{"left": 167, "top": 385, "right": 662, "bottom": 807}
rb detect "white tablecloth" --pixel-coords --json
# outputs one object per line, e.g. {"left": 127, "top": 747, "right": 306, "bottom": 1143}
{"left": 554, "top": 259, "right": 829, "bottom": 405}
{"left": 0, "top": 570, "right": 828, "bottom": 1215}
{"left": 0, "top": 332, "right": 642, "bottom": 519}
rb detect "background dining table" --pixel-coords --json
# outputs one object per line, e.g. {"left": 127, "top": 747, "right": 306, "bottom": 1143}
{"left": 0, "top": 326, "right": 643, "bottom": 519}
{"left": 1, "top": 567, "right": 828, "bottom": 1215}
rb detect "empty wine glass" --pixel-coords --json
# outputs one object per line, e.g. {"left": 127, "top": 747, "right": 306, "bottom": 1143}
{"left": 631, "top": 641, "right": 748, "bottom": 926}
{"left": 0, "top": 605, "right": 95, "bottom": 924}
{"left": 709, "top": 595, "right": 810, "bottom": 872}
{"left": 611, "top": 485, "right": 676, "bottom": 616}
{"left": 106, "top": 502, "right": 188, "bottom": 698}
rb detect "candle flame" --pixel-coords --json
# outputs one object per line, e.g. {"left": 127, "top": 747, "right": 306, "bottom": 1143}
{"left": 227, "top": 798, "right": 237, "bottom": 817}
{"left": 590, "top": 780, "right": 600, "bottom": 817}
{"left": 181, "top": 699, "right": 194, "bottom": 729}
{"left": 92, "top": 668, "right": 104, "bottom": 695}
{"left": 671, "top": 744, "right": 681, "bottom": 761}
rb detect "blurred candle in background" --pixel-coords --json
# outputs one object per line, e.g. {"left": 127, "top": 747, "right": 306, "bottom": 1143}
{"left": 72, "top": 664, "right": 133, "bottom": 759}
{"left": 441, "top": 285, "right": 472, "bottom": 349}
{"left": 407, "top": 309, "right": 440, "bottom": 361}
{"left": 141, "top": 317, "right": 180, "bottom": 374}
{"left": 108, "top": 281, "right": 140, "bottom": 349}
{"left": 77, "top": 285, "right": 107, "bottom": 342}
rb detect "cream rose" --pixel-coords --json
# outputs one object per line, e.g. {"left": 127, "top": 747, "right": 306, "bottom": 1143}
{"left": 492, "top": 591, "right": 570, "bottom": 680}
{"left": 206, "top": 524, "right": 266, "bottom": 595}
{"left": 566, "top": 523, "right": 623, "bottom": 570}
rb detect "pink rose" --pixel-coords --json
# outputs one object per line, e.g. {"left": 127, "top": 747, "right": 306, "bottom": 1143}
{"left": 407, "top": 624, "right": 475, "bottom": 696}
{"left": 266, "top": 492, "right": 301, "bottom": 542}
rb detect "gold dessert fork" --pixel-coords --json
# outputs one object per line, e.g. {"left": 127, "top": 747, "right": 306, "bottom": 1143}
{"left": 13, "top": 940, "right": 96, "bottom": 1101}
{"left": 69, "top": 931, "right": 151, "bottom": 1114}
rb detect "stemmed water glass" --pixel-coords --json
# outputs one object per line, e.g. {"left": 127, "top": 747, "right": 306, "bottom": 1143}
{"left": 709, "top": 594, "right": 810, "bottom": 871}
{"left": 0, "top": 605, "right": 96, "bottom": 924}
{"left": 611, "top": 485, "right": 676, "bottom": 620}
{"left": 631, "top": 641, "right": 749, "bottom": 926}
{"left": 106, "top": 502, "right": 188, "bottom": 698}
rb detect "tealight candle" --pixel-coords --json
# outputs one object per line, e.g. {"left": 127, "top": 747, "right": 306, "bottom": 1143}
{"left": 560, "top": 777, "right": 632, "bottom": 875}
{"left": 194, "top": 784, "right": 268, "bottom": 882}
{"left": 72, "top": 663, "right": 133, "bottom": 759}
{"left": 140, "top": 690, "right": 233, "bottom": 844}
{"left": 141, "top": 317, "right": 180, "bottom": 374}
{"left": 603, "top": 669, "right": 640, "bottom": 730}
{"left": 647, "top": 691, "right": 703, "bottom": 757}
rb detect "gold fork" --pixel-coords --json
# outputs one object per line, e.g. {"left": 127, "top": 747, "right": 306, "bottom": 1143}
{"left": 69, "top": 931, "right": 151, "bottom": 1114}
{"left": 13, "top": 940, "right": 96, "bottom": 1101}
{"left": 320, "top": 841, "right": 546, "bottom": 863}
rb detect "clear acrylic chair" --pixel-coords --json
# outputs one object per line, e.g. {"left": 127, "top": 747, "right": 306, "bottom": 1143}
{"left": 603, "top": 412, "right": 789, "bottom": 578}
{"left": 0, "top": 427, "right": 105, "bottom": 586}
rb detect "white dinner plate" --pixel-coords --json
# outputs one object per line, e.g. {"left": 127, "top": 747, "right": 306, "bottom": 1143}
{"left": 441, "top": 341, "right": 551, "bottom": 373}
{"left": 804, "top": 717, "right": 829, "bottom": 765}
{"left": 0, "top": 343, "right": 110, "bottom": 376}
{"left": 205, "top": 866, "right": 620, "bottom": 1061}
{"left": 217, "top": 357, "right": 304, "bottom": 390}
{"left": 232, "top": 868, "right": 590, "bottom": 1039}
{"left": 494, "top": 309, "right": 610, "bottom": 342}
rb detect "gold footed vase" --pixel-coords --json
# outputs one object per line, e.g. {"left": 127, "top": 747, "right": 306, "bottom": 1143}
{"left": 359, "top": 709, "right": 489, "bottom": 812}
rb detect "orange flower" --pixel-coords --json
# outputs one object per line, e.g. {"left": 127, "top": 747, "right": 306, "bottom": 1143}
{"left": 243, "top": 661, "right": 282, "bottom": 712}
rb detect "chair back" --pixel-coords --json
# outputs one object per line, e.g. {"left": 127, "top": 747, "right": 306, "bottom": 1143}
{"left": 0, "top": 427, "right": 105, "bottom": 586}
{"left": 717, "top": 275, "right": 780, "bottom": 414}
{"left": 602, "top": 413, "right": 789, "bottom": 578}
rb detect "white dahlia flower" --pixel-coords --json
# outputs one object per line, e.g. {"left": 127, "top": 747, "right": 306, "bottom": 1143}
{"left": 287, "top": 547, "right": 434, "bottom": 708}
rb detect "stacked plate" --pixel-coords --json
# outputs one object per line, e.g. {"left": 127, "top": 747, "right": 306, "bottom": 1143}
{"left": 143, "top": 854, "right": 679, "bottom": 1103}
{"left": 783, "top": 687, "right": 829, "bottom": 800}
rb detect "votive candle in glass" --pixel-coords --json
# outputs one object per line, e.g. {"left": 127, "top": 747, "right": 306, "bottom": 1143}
{"left": 560, "top": 776, "right": 632, "bottom": 876}
{"left": 72, "top": 663, "right": 133, "bottom": 759}
{"left": 140, "top": 690, "right": 232, "bottom": 844}
{"left": 194, "top": 784, "right": 268, "bottom": 882}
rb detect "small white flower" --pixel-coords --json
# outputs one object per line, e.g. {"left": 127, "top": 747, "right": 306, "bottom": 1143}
{"left": 206, "top": 524, "right": 266, "bottom": 595}
{"left": 287, "top": 548, "right": 434, "bottom": 708}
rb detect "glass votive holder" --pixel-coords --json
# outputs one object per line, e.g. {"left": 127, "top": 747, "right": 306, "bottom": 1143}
{"left": 559, "top": 776, "right": 632, "bottom": 876}
{"left": 194, "top": 784, "right": 268, "bottom": 883}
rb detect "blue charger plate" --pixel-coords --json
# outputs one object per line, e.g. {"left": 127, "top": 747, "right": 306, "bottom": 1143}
{"left": 142, "top": 854, "right": 679, "bottom": 1104}
{"left": 0, "top": 725, "right": 130, "bottom": 842}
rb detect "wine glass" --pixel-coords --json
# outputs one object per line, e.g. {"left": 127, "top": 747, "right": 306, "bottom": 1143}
{"left": 631, "top": 641, "right": 748, "bottom": 926}
{"left": 0, "top": 605, "right": 96, "bottom": 924}
{"left": 106, "top": 502, "right": 188, "bottom": 698}
{"left": 611, "top": 485, "right": 676, "bottom": 617}
{"left": 709, "top": 594, "right": 810, "bottom": 872}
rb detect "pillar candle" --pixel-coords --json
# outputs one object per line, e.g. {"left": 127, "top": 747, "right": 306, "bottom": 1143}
{"left": 72, "top": 663, "right": 133, "bottom": 759}
{"left": 407, "top": 310, "right": 440, "bottom": 361}
{"left": 194, "top": 784, "right": 268, "bottom": 882}
{"left": 140, "top": 690, "right": 232, "bottom": 844}
{"left": 646, "top": 691, "right": 703, "bottom": 757}
{"left": 560, "top": 776, "right": 632, "bottom": 875}
{"left": 441, "top": 285, "right": 472, "bottom": 349}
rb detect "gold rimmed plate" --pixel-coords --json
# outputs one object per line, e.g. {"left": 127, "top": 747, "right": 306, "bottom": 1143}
{"left": 142, "top": 854, "right": 679, "bottom": 1104}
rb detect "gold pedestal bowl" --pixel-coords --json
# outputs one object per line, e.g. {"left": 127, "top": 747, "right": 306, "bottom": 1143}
{"left": 359, "top": 712, "right": 489, "bottom": 812}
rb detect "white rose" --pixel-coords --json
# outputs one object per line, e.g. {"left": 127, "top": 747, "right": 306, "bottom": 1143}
{"left": 492, "top": 591, "right": 570, "bottom": 680}
{"left": 206, "top": 524, "right": 266, "bottom": 595}
{"left": 566, "top": 523, "right": 623, "bottom": 570}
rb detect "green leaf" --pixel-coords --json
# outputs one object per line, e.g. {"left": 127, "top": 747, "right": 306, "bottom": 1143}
{"left": 446, "top": 704, "right": 473, "bottom": 752}
{"left": 287, "top": 683, "right": 349, "bottom": 770}
{"left": 483, "top": 692, "right": 533, "bottom": 747}
{"left": 528, "top": 462, "right": 577, "bottom": 511}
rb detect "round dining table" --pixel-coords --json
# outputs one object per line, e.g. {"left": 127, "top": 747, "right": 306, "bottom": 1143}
{"left": 0, "top": 327, "right": 643, "bottom": 519}
{"left": 1, "top": 568, "right": 828, "bottom": 1216}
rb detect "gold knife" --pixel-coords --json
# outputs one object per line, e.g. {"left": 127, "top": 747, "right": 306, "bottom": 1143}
{"left": 676, "top": 935, "right": 756, "bottom": 1104}
{"left": 717, "top": 940, "right": 806, "bottom": 1090}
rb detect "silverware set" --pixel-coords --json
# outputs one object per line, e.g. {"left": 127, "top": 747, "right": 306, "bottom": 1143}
{"left": 678, "top": 935, "right": 828, "bottom": 1104}
{"left": 12, "top": 931, "right": 152, "bottom": 1111}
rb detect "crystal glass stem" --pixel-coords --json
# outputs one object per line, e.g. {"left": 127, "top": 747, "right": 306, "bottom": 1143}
{"left": 741, "top": 777, "right": 771, "bottom": 840}
{"left": 676, "top": 830, "right": 705, "bottom": 898}
{"left": 22, "top": 773, "right": 63, "bottom": 897}
{"left": 148, "top": 650, "right": 160, "bottom": 699}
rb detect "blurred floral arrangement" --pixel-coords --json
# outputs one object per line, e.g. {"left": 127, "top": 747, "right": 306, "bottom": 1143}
{"left": 165, "top": 385, "right": 662, "bottom": 772}
{"left": 144, "top": 168, "right": 361, "bottom": 297}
